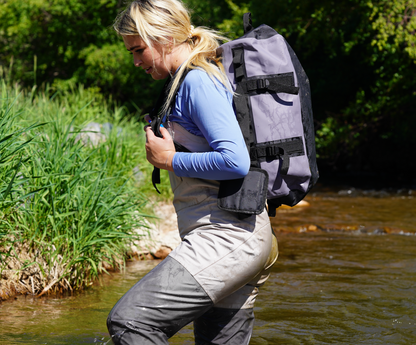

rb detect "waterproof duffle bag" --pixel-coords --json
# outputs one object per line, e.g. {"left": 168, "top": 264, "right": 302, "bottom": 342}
{"left": 216, "top": 12, "right": 319, "bottom": 217}
{"left": 150, "top": 13, "right": 319, "bottom": 217}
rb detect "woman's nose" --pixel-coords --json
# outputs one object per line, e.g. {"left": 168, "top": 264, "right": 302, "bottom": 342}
{"left": 134, "top": 56, "right": 142, "bottom": 67}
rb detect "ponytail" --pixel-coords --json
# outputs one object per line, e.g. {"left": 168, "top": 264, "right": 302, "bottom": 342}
{"left": 165, "top": 26, "right": 230, "bottom": 114}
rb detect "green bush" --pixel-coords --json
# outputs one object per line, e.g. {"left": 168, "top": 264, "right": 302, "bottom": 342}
{"left": 247, "top": 0, "right": 416, "bottom": 166}
{"left": 0, "top": 0, "right": 164, "bottom": 111}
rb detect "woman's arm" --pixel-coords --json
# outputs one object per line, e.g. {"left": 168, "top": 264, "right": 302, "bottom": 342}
{"left": 171, "top": 73, "right": 250, "bottom": 180}
{"left": 145, "top": 70, "right": 250, "bottom": 180}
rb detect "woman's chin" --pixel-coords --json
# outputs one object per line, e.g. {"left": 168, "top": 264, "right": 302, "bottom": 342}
{"left": 150, "top": 70, "right": 169, "bottom": 80}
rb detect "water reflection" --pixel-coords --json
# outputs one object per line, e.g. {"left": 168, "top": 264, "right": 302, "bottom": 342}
{"left": 0, "top": 260, "right": 160, "bottom": 345}
{"left": 1, "top": 233, "right": 415, "bottom": 344}
{"left": 1, "top": 191, "right": 415, "bottom": 344}
{"left": 271, "top": 190, "right": 416, "bottom": 234}
{"left": 250, "top": 233, "right": 416, "bottom": 344}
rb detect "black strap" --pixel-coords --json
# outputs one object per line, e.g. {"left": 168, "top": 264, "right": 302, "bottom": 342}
{"left": 241, "top": 73, "right": 299, "bottom": 95}
{"left": 250, "top": 137, "right": 304, "bottom": 175}
{"left": 150, "top": 69, "right": 192, "bottom": 193}
{"left": 267, "top": 199, "right": 281, "bottom": 217}
{"left": 232, "top": 47, "right": 256, "bottom": 156}
{"left": 232, "top": 49, "right": 245, "bottom": 81}
{"left": 243, "top": 13, "right": 253, "bottom": 34}
{"left": 149, "top": 77, "right": 172, "bottom": 194}
{"left": 149, "top": 76, "right": 172, "bottom": 138}
{"left": 149, "top": 69, "right": 191, "bottom": 138}
{"left": 152, "top": 167, "right": 161, "bottom": 194}
{"left": 253, "top": 145, "right": 290, "bottom": 175}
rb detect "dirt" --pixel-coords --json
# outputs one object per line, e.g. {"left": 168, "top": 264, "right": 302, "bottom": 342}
{"left": 0, "top": 241, "right": 68, "bottom": 301}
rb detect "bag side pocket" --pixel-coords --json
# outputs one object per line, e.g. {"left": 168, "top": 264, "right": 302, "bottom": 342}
{"left": 217, "top": 168, "right": 269, "bottom": 215}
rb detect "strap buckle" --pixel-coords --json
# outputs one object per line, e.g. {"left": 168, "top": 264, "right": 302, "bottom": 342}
{"left": 266, "top": 145, "right": 281, "bottom": 157}
{"left": 257, "top": 78, "right": 270, "bottom": 90}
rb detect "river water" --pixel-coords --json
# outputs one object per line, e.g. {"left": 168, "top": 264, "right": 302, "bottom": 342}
{"left": 1, "top": 189, "right": 415, "bottom": 344}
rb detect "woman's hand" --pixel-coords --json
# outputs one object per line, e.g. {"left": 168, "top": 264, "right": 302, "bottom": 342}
{"left": 144, "top": 124, "right": 176, "bottom": 171}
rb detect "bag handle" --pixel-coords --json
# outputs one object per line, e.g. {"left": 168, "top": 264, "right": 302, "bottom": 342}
{"left": 243, "top": 12, "right": 253, "bottom": 34}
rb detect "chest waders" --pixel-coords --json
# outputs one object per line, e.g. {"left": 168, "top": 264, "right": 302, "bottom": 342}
{"left": 107, "top": 122, "right": 278, "bottom": 345}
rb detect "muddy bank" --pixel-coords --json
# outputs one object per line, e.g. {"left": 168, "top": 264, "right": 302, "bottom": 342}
{"left": 0, "top": 241, "right": 71, "bottom": 300}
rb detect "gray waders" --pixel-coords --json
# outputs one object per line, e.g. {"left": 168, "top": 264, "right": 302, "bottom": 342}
{"left": 107, "top": 122, "right": 278, "bottom": 344}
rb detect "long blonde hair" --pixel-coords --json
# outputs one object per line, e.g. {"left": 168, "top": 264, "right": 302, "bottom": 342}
{"left": 114, "top": 0, "right": 230, "bottom": 114}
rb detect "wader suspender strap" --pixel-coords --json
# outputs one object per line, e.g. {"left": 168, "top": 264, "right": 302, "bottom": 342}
{"left": 150, "top": 70, "right": 191, "bottom": 194}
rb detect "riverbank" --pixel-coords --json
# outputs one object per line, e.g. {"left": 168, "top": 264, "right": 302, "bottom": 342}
{"left": 3, "top": 184, "right": 415, "bottom": 302}
{"left": 0, "top": 203, "right": 179, "bottom": 301}
{"left": 0, "top": 79, "right": 160, "bottom": 301}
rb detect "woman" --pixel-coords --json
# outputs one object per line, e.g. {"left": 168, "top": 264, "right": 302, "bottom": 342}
{"left": 107, "top": 1, "right": 278, "bottom": 344}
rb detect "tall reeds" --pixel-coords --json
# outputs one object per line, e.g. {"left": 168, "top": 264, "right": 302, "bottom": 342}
{"left": 0, "top": 77, "right": 153, "bottom": 297}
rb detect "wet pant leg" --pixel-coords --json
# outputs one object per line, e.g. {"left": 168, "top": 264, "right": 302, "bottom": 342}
{"left": 194, "top": 307, "right": 254, "bottom": 345}
{"left": 193, "top": 233, "right": 279, "bottom": 345}
{"left": 107, "top": 256, "right": 213, "bottom": 345}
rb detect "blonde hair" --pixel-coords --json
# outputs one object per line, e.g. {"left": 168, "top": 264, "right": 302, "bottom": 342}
{"left": 114, "top": 0, "right": 230, "bottom": 113}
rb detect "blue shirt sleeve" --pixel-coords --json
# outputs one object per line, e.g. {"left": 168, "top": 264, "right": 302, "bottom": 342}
{"left": 170, "top": 70, "right": 250, "bottom": 180}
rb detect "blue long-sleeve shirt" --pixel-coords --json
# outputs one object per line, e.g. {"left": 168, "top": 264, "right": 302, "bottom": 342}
{"left": 170, "top": 69, "right": 250, "bottom": 180}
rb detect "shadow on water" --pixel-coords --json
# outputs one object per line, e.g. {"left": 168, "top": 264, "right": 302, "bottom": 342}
{"left": 0, "top": 189, "right": 415, "bottom": 344}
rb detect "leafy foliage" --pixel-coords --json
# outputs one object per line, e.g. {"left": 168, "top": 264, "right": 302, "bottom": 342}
{"left": 0, "top": 0, "right": 164, "bottom": 112}
{"left": 1, "top": 0, "right": 415, "bottom": 176}
{"left": 243, "top": 0, "right": 416, "bottom": 175}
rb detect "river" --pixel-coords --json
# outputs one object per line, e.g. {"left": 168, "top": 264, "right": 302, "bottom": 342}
{"left": 1, "top": 188, "right": 415, "bottom": 344}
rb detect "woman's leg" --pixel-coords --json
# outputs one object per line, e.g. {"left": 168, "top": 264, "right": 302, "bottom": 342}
{"left": 193, "top": 233, "right": 279, "bottom": 345}
{"left": 194, "top": 307, "right": 254, "bottom": 345}
{"left": 107, "top": 256, "right": 213, "bottom": 345}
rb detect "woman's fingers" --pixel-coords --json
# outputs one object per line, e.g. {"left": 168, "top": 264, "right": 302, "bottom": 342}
{"left": 144, "top": 125, "right": 175, "bottom": 170}
{"left": 144, "top": 125, "right": 154, "bottom": 137}
{"left": 159, "top": 125, "right": 172, "bottom": 140}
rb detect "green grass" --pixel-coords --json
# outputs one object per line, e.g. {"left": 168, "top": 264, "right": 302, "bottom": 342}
{"left": 0, "top": 76, "right": 172, "bottom": 295}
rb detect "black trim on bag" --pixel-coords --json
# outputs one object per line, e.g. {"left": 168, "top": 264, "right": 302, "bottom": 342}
{"left": 241, "top": 73, "right": 299, "bottom": 95}
{"left": 233, "top": 24, "right": 279, "bottom": 41}
{"left": 250, "top": 137, "right": 305, "bottom": 175}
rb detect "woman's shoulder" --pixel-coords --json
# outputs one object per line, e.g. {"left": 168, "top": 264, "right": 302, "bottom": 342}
{"left": 180, "top": 68, "right": 229, "bottom": 97}
{"left": 182, "top": 68, "right": 212, "bottom": 86}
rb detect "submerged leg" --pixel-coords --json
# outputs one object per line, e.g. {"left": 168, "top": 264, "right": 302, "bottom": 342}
{"left": 107, "top": 256, "right": 213, "bottom": 345}
{"left": 194, "top": 307, "right": 255, "bottom": 345}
